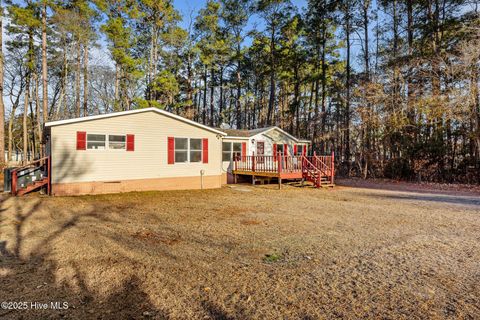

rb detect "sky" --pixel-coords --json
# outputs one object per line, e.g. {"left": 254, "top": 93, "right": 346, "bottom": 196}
{"left": 173, "top": 0, "right": 309, "bottom": 30}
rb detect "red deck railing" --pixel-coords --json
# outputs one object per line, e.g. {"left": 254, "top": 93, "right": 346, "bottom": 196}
{"left": 233, "top": 151, "right": 335, "bottom": 185}
{"left": 234, "top": 153, "right": 304, "bottom": 174}
{"left": 11, "top": 156, "right": 51, "bottom": 196}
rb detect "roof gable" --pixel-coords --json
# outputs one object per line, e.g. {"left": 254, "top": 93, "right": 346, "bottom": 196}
{"left": 223, "top": 126, "right": 310, "bottom": 143}
{"left": 45, "top": 108, "right": 226, "bottom": 136}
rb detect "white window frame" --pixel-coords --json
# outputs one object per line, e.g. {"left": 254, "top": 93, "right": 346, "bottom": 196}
{"left": 222, "top": 142, "right": 243, "bottom": 162}
{"left": 86, "top": 133, "right": 107, "bottom": 150}
{"left": 276, "top": 144, "right": 284, "bottom": 154}
{"left": 232, "top": 142, "right": 242, "bottom": 159}
{"left": 189, "top": 138, "right": 203, "bottom": 163}
{"left": 108, "top": 134, "right": 127, "bottom": 151}
{"left": 222, "top": 142, "right": 232, "bottom": 162}
{"left": 174, "top": 137, "right": 204, "bottom": 164}
{"left": 174, "top": 137, "right": 189, "bottom": 163}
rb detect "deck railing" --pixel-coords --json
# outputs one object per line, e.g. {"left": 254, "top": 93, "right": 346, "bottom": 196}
{"left": 234, "top": 153, "right": 304, "bottom": 174}
{"left": 234, "top": 151, "right": 334, "bottom": 179}
{"left": 11, "top": 156, "right": 51, "bottom": 196}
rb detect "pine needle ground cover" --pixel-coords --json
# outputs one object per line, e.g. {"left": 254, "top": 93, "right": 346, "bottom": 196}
{"left": 0, "top": 182, "right": 479, "bottom": 319}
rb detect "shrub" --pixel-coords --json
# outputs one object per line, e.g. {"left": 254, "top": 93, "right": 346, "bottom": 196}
{"left": 384, "top": 158, "right": 413, "bottom": 180}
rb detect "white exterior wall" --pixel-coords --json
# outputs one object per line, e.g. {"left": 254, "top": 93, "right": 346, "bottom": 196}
{"left": 221, "top": 128, "right": 310, "bottom": 175}
{"left": 221, "top": 138, "right": 248, "bottom": 173}
{"left": 50, "top": 111, "right": 223, "bottom": 184}
{"left": 250, "top": 129, "right": 306, "bottom": 156}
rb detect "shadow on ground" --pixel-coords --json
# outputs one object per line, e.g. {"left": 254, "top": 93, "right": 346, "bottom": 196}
{"left": 0, "top": 194, "right": 167, "bottom": 319}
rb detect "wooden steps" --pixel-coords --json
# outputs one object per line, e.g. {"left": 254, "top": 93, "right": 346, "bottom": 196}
{"left": 16, "top": 178, "right": 49, "bottom": 196}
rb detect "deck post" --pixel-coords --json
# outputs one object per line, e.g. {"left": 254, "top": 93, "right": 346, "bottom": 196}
{"left": 47, "top": 156, "right": 51, "bottom": 195}
{"left": 251, "top": 151, "right": 255, "bottom": 172}
{"left": 331, "top": 150, "right": 335, "bottom": 185}
{"left": 277, "top": 152, "right": 282, "bottom": 189}
{"left": 277, "top": 152, "right": 282, "bottom": 174}
{"left": 11, "top": 170, "right": 17, "bottom": 196}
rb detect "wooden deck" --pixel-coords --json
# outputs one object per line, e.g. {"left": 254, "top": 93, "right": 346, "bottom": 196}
{"left": 232, "top": 153, "right": 335, "bottom": 188}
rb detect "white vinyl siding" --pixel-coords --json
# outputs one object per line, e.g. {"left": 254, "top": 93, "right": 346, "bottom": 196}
{"left": 50, "top": 111, "right": 222, "bottom": 183}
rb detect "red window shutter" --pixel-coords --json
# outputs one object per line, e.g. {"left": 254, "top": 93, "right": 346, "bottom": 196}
{"left": 273, "top": 143, "right": 277, "bottom": 160}
{"left": 303, "top": 145, "right": 307, "bottom": 155}
{"left": 76, "top": 131, "right": 86, "bottom": 150}
{"left": 126, "top": 134, "right": 135, "bottom": 151}
{"left": 202, "top": 138, "right": 208, "bottom": 163}
{"left": 168, "top": 137, "right": 175, "bottom": 164}
{"left": 241, "top": 142, "right": 246, "bottom": 157}
{"left": 284, "top": 144, "right": 288, "bottom": 155}
{"left": 294, "top": 145, "right": 297, "bottom": 155}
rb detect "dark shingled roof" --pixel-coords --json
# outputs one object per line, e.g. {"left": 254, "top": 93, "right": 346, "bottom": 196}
{"left": 221, "top": 127, "right": 274, "bottom": 137}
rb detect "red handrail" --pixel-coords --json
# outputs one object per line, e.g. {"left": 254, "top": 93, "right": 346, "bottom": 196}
{"left": 11, "top": 156, "right": 51, "bottom": 196}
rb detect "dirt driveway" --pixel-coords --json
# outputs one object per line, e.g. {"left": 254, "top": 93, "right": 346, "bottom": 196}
{"left": 0, "top": 181, "right": 479, "bottom": 319}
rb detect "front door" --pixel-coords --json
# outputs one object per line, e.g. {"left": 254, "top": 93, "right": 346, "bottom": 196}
{"left": 257, "top": 141, "right": 265, "bottom": 163}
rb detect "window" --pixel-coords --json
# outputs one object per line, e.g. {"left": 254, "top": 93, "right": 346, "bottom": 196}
{"left": 190, "top": 139, "right": 202, "bottom": 162}
{"left": 276, "top": 144, "right": 284, "bottom": 154}
{"left": 233, "top": 142, "right": 242, "bottom": 158}
{"left": 222, "top": 142, "right": 242, "bottom": 161}
{"left": 175, "top": 138, "right": 188, "bottom": 163}
{"left": 296, "top": 145, "right": 303, "bottom": 156}
{"left": 87, "top": 134, "right": 106, "bottom": 150}
{"left": 109, "top": 135, "right": 126, "bottom": 150}
{"left": 222, "top": 142, "right": 232, "bottom": 161}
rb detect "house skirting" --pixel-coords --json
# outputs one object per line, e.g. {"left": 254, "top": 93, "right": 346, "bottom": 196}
{"left": 52, "top": 175, "right": 223, "bottom": 196}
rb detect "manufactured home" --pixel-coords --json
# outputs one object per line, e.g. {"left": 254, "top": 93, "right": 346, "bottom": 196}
{"left": 8, "top": 108, "right": 334, "bottom": 196}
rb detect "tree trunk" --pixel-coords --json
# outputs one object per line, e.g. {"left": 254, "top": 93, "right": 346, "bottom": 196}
{"left": 236, "top": 43, "right": 242, "bottom": 129}
{"left": 23, "top": 77, "right": 30, "bottom": 164}
{"left": 83, "top": 45, "right": 88, "bottom": 116}
{"left": 294, "top": 65, "right": 300, "bottom": 137}
{"left": 202, "top": 66, "right": 207, "bottom": 125}
{"left": 42, "top": 1, "right": 48, "bottom": 125}
{"left": 209, "top": 67, "right": 215, "bottom": 127}
{"left": 0, "top": 1, "right": 4, "bottom": 165}
{"left": 34, "top": 73, "right": 42, "bottom": 155}
{"left": 345, "top": 4, "right": 351, "bottom": 169}
{"left": 75, "top": 40, "right": 81, "bottom": 117}
{"left": 320, "top": 31, "right": 327, "bottom": 153}
{"left": 114, "top": 64, "right": 120, "bottom": 111}
{"left": 219, "top": 66, "right": 224, "bottom": 125}
{"left": 266, "top": 25, "right": 276, "bottom": 126}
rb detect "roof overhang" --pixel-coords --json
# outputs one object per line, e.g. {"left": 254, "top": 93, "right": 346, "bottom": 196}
{"left": 45, "top": 108, "right": 227, "bottom": 136}
{"left": 253, "top": 126, "right": 311, "bottom": 143}
{"left": 223, "top": 136, "right": 250, "bottom": 140}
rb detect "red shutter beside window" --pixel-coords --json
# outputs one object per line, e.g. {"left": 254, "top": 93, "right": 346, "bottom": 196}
{"left": 284, "top": 144, "right": 288, "bottom": 155}
{"left": 303, "top": 145, "right": 307, "bottom": 155}
{"left": 241, "top": 142, "right": 246, "bottom": 157}
{"left": 273, "top": 143, "right": 277, "bottom": 160}
{"left": 168, "top": 137, "right": 175, "bottom": 164}
{"left": 294, "top": 145, "right": 297, "bottom": 155}
{"left": 202, "top": 138, "right": 208, "bottom": 163}
{"left": 76, "top": 131, "right": 86, "bottom": 150}
{"left": 126, "top": 134, "right": 135, "bottom": 151}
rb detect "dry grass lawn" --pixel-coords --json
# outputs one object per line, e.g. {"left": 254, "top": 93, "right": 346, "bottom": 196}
{"left": 0, "top": 181, "right": 479, "bottom": 319}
